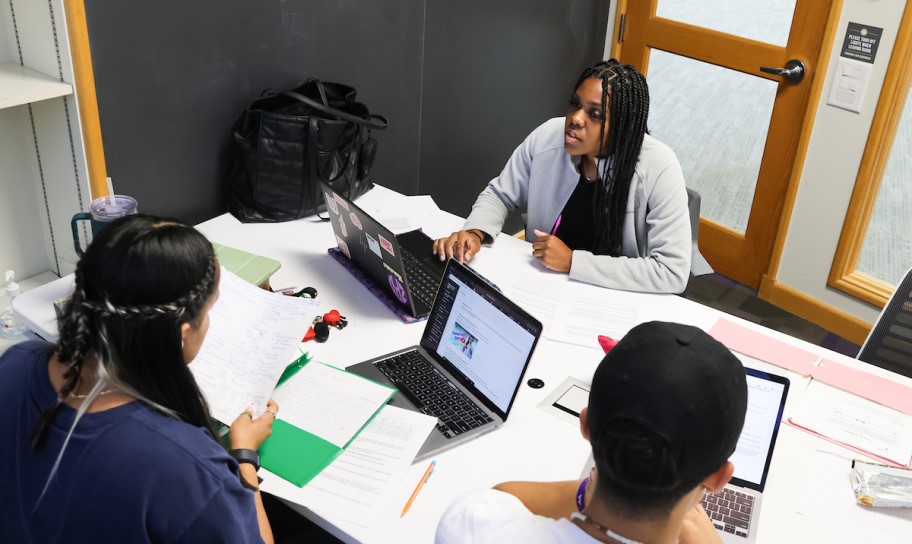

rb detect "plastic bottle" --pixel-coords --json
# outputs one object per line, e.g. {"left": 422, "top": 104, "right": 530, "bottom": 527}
{"left": 0, "top": 270, "right": 27, "bottom": 339}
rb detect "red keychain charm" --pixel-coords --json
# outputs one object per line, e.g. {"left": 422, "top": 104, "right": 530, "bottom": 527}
{"left": 322, "top": 310, "right": 348, "bottom": 329}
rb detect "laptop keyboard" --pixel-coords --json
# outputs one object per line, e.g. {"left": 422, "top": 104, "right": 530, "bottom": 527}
{"left": 700, "top": 487, "right": 753, "bottom": 538}
{"left": 375, "top": 349, "right": 493, "bottom": 439}
{"left": 401, "top": 249, "right": 439, "bottom": 308}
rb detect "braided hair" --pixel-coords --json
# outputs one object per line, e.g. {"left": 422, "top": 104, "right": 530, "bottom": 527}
{"left": 29, "top": 215, "right": 219, "bottom": 451}
{"left": 572, "top": 59, "right": 650, "bottom": 257}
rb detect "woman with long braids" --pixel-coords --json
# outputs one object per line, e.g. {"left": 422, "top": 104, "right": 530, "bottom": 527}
{"left": 434, "top": 59, "right": 691, "bottom": 294}
{"left": 0, "top": 215, "right": 277, "bottom": 542}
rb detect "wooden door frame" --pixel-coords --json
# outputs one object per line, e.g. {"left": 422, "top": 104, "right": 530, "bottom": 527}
{"left": 611, "top": 1, "right": 843, "bottom": 288}
{"left": 64, "top": 0, "right": 109, "bottom": 199}
{"left": 827, "top": 3, "right": 912, "bottom": 308}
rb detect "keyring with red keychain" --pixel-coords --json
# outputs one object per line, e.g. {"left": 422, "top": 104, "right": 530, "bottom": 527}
{"left": 303, "top": 309, "right": 348, "bottom": 343}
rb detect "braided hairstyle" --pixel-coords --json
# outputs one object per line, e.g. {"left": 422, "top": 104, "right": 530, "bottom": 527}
{"left": 29, "top": 214, "right": 219, "bottom": 450}
{"left": 572, "top": 59, "right": 650, "bottom": 257}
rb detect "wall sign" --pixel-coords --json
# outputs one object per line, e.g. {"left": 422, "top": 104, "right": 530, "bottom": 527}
{"left": 841, "top": 22, "right": 882, "bottom": 64}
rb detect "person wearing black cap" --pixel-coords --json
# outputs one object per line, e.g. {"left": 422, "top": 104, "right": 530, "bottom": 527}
{"left": 435, "top": 321, "right": 748, "bottom": 544}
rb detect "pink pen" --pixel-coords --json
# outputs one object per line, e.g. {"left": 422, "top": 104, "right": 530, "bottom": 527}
{"left": 551, "top": 215, "right": 562, "bottom": 235}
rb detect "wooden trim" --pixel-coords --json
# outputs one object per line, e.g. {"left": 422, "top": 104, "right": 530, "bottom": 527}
{"left": 765, "top": 0, "right": 845, "bottom": 280}
{"left": 759, "top": 275, "right": 872, "bottom": 345}
{"left": 828, "top": 3, "right": 912, "bottom": 305}
{"left": 63, "top": 0, "right": 108, "bottom": 199}
{"left": 645, "top": 18, "right": 784, "bottom": 79}
{"left": 609, "top": 0, "right": 628, "bottom": 59}
{"left": 829, "top": 271, "right": 892, "bottom": 308}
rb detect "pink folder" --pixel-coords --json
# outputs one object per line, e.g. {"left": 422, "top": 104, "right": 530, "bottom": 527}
{"left": 709, "top": 318, "right": 912, "bottom": 416}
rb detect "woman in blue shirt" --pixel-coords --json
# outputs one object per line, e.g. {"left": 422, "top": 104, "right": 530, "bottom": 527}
{"left": 0, "top": 215, "right": 277, "bottom": 542}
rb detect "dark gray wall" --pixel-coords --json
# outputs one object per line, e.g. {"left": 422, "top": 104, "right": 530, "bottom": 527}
{"left": 420, "top": 1, "right": 609, "bottom": 230}
{"left": 84, "top": 1, "right": 608, "bottom": 226}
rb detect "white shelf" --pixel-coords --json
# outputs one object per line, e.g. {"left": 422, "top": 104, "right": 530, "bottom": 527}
{"left": 0, "top": 62, "right": 72, "bottom": 110}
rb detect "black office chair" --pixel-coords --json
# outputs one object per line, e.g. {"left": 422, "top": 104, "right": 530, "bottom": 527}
{"left": 857, "top": 266, "right": 912, "bottom": 378}
{"left": 687, "top": 188, "right": 714, "bottom": 277}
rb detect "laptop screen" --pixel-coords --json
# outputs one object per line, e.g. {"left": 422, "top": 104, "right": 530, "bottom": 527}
{"left": 729, "top": 367, "right": 790, "bottom": 491}
{"left": 421, "top": 260, "right": 542, "bottom": 419}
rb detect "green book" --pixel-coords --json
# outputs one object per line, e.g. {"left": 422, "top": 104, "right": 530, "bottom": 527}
{"left": 212, "top": 243, "right": 281, "bottom": 287}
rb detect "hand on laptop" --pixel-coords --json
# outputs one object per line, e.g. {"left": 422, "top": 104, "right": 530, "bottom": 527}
{"left": 679, "top": 504, "right": 723, "bottom": 544}
{"left": 434, "top": 230, "right": 484, "bottom": 263}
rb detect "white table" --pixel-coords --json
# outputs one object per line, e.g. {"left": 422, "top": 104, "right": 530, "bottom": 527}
{"left": 196, "top": 186, "right": 912, "bottom": 544}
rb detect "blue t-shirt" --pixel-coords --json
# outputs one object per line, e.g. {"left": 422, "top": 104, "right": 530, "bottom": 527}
{"left": 0, "top": 341, "right": 262, "bottom": 543}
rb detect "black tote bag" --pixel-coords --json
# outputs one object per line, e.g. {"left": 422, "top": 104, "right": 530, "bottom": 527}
{"left": 227, "top": 79, "right": 388, "bottom": 223}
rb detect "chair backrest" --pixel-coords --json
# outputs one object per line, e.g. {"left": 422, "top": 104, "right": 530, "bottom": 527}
{"left": 857, "top": 266, "right": 912, "bottom": 378}
{"left": 686, "top": 188, "right": 713, "bottom": 277}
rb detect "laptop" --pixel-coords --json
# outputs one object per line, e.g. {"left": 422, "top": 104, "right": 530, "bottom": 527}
{"left": 348, "top": 259, "right": 543, "bottom": 460}
{"left": 701, "top": 367, "right": 790, "bottom": 543}
{"left": 321, "top": 183, "right": 445, "bottom": 319}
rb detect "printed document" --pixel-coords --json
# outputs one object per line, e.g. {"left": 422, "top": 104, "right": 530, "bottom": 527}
{"left": 189, "top": 269, "right": 316, "bottom": 424}
{"left": 262, "top": 405, "right": 437, "bottom": 532}
{"left": 271, "top": 361, "right": 398, "bottom": 448}
{"left": 788, "top": 380, "right": 912, "bottom": 467}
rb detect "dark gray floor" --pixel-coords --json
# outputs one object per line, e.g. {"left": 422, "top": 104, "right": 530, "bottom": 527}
{"left": 681, "top": 274, "right": 861, "bottom": 358}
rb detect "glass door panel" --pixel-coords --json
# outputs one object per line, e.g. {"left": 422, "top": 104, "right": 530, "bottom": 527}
{"left": 656, "top": 0, "right": 796, "bottom": 46}
{"left": 648, "top": 50, "right": 778, "bottom": 233}
{"left": 858, "top": 90, "right": 912, "bottom": 285}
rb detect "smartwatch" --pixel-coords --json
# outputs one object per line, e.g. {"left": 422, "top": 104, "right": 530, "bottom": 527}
{"left": 230, "top": 448, "right": 260, "bottom": 471}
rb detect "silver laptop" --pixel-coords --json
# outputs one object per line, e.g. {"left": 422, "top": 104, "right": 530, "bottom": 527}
{"left": 348, "top": 259, "right": 543, "bottom": 460}
{"left": 702, "top": 367, "right": 790, "bottom": 543}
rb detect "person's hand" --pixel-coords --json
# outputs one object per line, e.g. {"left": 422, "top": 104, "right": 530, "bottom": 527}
{"left": 679, "top": 504, "right": 723, "bottom": 544}
{"left": 433, "top": 230, "right": 483, "bottom": 263}
{"left": 229, "top": 398, "right": 279, "bottom": 451}
{"left": 532, "top": 230, "right": 572, "bottom": 272}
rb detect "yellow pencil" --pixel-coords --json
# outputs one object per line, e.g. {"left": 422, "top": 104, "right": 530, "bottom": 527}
{"left": 401, "top": 460, "right": 436, "bottom": 517}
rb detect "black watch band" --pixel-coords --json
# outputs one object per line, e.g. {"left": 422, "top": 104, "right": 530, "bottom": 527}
{"left": 230, "top": 448, "right": 260, "bottom": 471}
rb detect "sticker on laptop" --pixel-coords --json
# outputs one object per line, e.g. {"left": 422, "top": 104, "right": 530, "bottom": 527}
{"left": 378, "top": 234, "right": 395, "bottom": 257}
{"left": 349, "top": 212, "right": 362, "bottom": 231}
{"left": 325, "top": 192, "right": 338, "bottom": 215}
{"left": 383, "top": 263, "right": 408, "bottom": 304}
{"left": 364, "top": 232, "right": 382, "bottom": 258}
{"left": 339, "top": 216, "right": 348, "bottom": 237}
{"left": 335, "top": 236, "right": 351, "bottom": 259}
{"left": 334, "top": 193, "right": 350, "bottom": 211}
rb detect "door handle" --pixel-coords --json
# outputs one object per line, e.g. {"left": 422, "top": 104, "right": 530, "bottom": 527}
{"left": 759, "top": 59, "right": 806, "bottom": 82}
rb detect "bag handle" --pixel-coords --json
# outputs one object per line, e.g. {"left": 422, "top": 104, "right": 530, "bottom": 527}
{"left": 281, "top": 91, "right": 389, "bottom": 130}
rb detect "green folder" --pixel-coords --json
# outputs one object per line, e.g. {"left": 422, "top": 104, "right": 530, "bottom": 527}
{"left": 258, "top": 357, "right": 396, "bottom": 487}
{"left": 212, "top": 243, "right": 281, "bottom": 287}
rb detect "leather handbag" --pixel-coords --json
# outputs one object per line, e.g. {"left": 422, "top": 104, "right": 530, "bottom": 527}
{"left": 226, "top": 79, "right": 388, "bottom": 223}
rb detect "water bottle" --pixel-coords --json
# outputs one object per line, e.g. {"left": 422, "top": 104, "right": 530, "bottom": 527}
{"left": 0, "top": 270, "right": 27, "bottom": 339}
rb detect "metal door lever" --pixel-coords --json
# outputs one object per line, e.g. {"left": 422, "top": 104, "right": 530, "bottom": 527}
{"left": 760, "top": 59, "right": 806, "bottom": 82}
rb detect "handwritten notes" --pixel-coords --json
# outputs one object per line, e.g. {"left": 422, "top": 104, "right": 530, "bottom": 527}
{"left": 189, "top": 269, "right": 315, "bottom": 424}
{"left": 272, "top": 361, "right": 395, "bottom": 448}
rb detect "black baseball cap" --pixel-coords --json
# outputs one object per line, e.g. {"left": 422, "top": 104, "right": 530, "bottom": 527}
{"left": 587, "top": 321, "right": 748, "bottom": 488}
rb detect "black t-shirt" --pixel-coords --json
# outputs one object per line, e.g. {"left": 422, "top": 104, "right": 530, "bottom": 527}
{"left": 553, "top": 175, "right": 597, "bottom": 252}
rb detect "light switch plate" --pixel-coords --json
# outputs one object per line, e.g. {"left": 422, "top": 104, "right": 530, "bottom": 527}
{"left": 827, "top": 57, "right": 871, "bottom": 114}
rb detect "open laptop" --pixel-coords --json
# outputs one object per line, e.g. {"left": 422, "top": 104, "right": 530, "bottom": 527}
{"left": 701, "top": 367, "right": 790, "bottom": 543}
{"left": 348, "top": 259, "right": 543, "bottom": 460}
{"left": 321, "top": 183, "right": 445, "bottom": 319}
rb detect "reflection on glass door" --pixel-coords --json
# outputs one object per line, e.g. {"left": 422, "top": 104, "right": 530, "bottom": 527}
{"left": 648, "top": 50, "right": 778, "bottom": 233}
